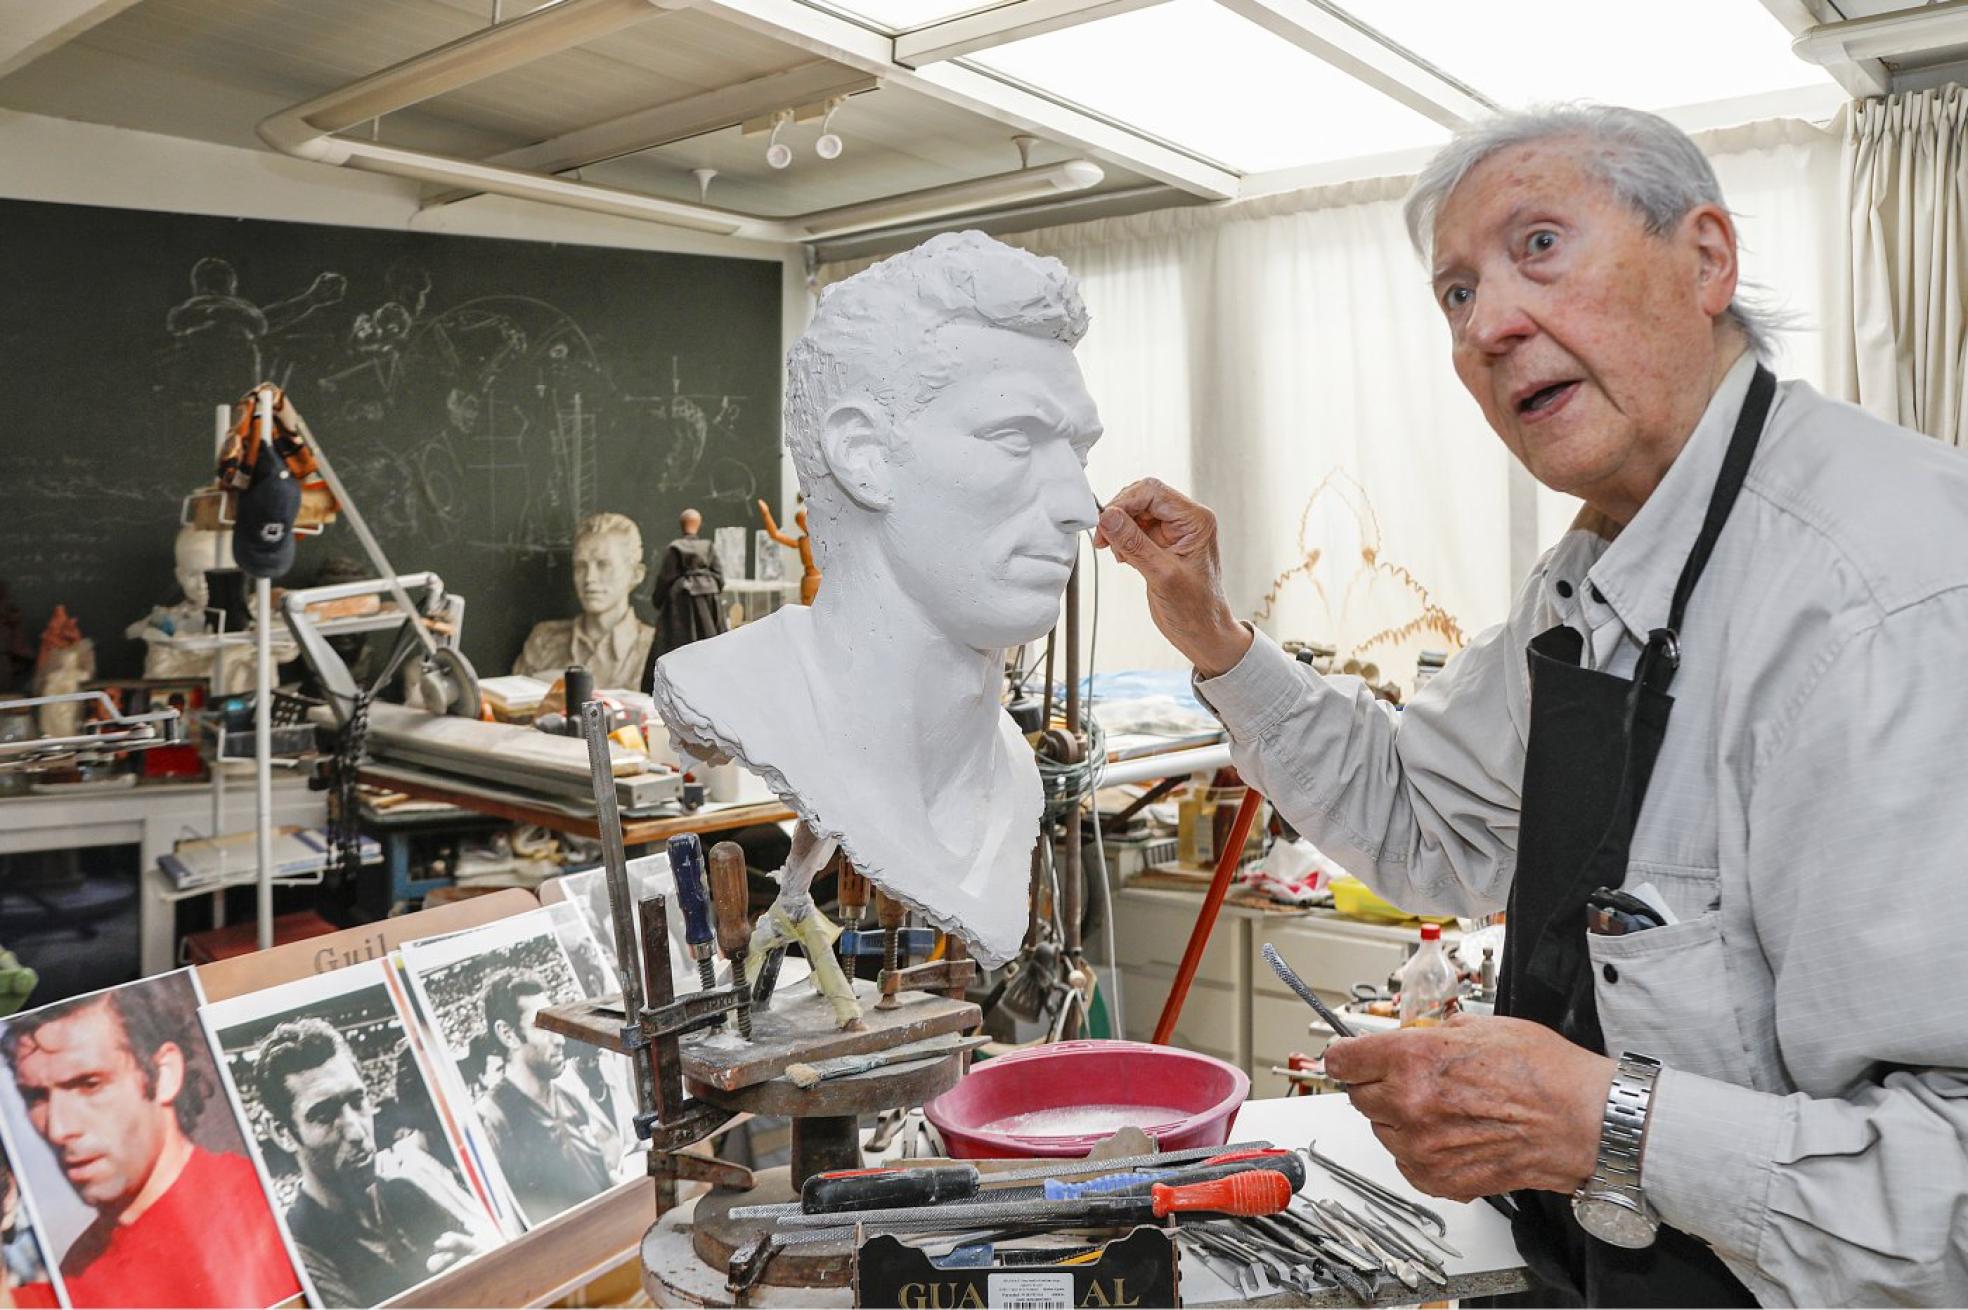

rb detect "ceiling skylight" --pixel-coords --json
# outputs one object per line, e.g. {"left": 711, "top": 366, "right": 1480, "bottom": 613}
{"left": 814, "top": 0, "right": 1005, "bottom": 34}
{"left": 1331, "top": 0, "right": 1836, "bottom": 111}
{"left": 967, "top": 0, "right": 1450, "bottom": 173}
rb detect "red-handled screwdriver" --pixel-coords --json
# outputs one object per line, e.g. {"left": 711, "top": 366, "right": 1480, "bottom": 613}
{"left": 774, "top": 1168, "right": 1296, "bottom": 1230}
{"left": 1151, "top": 1168, "right": 1293, "bottom": 1218}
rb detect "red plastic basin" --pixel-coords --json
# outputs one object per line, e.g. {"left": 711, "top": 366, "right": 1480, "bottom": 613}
{"left": 924, "top": 1039, "right": 1249, "bottom": 1160}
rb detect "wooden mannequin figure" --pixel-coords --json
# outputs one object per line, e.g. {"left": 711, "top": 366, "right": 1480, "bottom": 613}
{"left": 757, "top": 497, "right": 821, "bottom": 605}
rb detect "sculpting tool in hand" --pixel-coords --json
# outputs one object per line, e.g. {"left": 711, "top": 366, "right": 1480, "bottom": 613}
{"left": 1262, "top": 943, "right": 1356, "bottom": 1038}
{"left": 707, "top": 840, "right": 754, "bottom": 1038}
{"left": 667, "top": 832, "right": 719, "bottom": 993}
{"left": 728, "top": 1141, "right": 1276, "bottom": 1219}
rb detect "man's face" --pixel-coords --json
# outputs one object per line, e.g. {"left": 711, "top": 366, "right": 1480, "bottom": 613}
{"left": 13, "top": 1004, "right": 175, "bottom": 1211}
{"left": 1431, "top": 140, "right": 1732, "bottom": 512}
{"left": 873, "top": 323, "right": 1102, "bottom": 650}
{"left": 508, "top": 995, "right": 566, "bottom": 1082}
{"left": 571, "top": 535, "right": 642, "bottom": 618}
{"left": 277, "top": 1054, "right": 377, "bottom": 1193}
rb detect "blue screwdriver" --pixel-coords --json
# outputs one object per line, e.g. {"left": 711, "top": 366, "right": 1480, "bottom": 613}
{"left": 667, "top": 832, "right": 719, "bottom": 993}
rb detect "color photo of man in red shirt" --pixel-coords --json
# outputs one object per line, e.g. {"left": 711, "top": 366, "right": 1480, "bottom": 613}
{"left": 0, "top": 974, "right": 300, "bottom": 1309}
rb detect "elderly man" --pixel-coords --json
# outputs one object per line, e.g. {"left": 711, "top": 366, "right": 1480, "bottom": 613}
{"left": 513, "top": 512, "right": 655, "bottom": 690}
{"left": 1097, "top": 105, "right": 1968, "bottom": 1306}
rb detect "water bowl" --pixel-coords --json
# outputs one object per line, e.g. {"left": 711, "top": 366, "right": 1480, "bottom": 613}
{"left": 924, "top": 1039, "right": 1249, "bottom": 1160}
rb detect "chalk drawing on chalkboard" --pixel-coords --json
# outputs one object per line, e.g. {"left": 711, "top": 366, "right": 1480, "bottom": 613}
{"left": 708, "top": 457, "right": 757, "bottom": 505}
{"left": 163, "top": 257, "right": 347, "bottom": 398}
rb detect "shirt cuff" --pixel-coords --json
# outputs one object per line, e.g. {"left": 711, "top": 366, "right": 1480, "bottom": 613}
{"left": 1192, "top": 626, "right": 1311, "bottom": 741}
{"left": 1643, "top": 1066, "right": 1785, "bottom": 1263}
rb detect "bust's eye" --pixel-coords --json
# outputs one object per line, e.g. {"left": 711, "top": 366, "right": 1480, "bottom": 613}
{"left": 980, "top": 428, "right": 1031, "bottom": 454}
{"left": 1442, "top": 285, "right": 1473, "bottom": 312}
{"left": 1526, "top": 230, "right": 1559, "bottom": 256}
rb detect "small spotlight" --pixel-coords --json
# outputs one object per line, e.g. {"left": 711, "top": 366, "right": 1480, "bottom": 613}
{"left": 765, "top": 111, "right": 793, "bottom": 170}
{"left": 814, "top": 102, "right": 843, "bottom": 160}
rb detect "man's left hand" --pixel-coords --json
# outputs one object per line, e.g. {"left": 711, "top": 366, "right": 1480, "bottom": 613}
{"left": 1321, "top": 1013, "right": 1615, "bottom": 1202}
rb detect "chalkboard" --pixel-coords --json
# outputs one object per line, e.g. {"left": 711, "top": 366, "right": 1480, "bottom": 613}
{"left": 0, "top": 198, "right": 782, "bottom": 682}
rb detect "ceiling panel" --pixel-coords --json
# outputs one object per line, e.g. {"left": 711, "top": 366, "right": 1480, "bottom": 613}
{"left": 968, "top": 0, "right": 1449, "bottom": 173}
{"left": 1332, "top": 0, "right": 1837, "bottom": 112}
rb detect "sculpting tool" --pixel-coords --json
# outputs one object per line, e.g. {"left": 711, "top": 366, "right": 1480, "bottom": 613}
{"left": 707, "top": 840, "right": 754, "bottom": 1038}
{"left": 1262, "top": 943, "right": 1357, "bottom": 1038}
{"left": 785, "top": 1033, "right": 988, "bottom": 1089}
{"left": 667, "top": 832, "right": 719, "bottom": 993}
{"left": 874, "top": 886, "right": 907, "bottom": 1010}
{"left": 729, "top": 1141, "right": 1277, "bottom": 1219}
{"left": 1042, "top": 1149, "right": 1306, "bottom": 1201}
{"left": 1303, "top": 1142, "right": 1447, "bottom": 1236}
{"left": 775, "top": 1169, "right": 1295, "bottom": 1232}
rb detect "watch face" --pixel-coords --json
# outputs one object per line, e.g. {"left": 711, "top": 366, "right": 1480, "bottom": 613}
{"left": 1573, "top": 1193, "right": 1659, "bottom": 1250}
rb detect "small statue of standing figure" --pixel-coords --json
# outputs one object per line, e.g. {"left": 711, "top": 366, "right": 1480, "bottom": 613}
{"left": 757, "top": 498, "right": 821, "bottom": 606}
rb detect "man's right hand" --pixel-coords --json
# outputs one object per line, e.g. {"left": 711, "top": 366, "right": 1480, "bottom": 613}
{"left": 426, "top": 1231, "right": 484, "bottom": 1275}
{"left": 1094, "top": 478, "right": 1253, "bottom": 678}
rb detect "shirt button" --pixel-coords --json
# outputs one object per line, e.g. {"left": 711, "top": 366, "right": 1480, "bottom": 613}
{"left": 1602, "top": 963, "right": 1619, "bottom": 983}
{"left": 1589, "top": 584, "right": 1607, "bottom": 604}
{"left": 1555, "top": 580, "right": 1575, "bottom": 599}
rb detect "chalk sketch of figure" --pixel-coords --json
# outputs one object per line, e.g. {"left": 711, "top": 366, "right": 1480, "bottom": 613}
{"left": 164, "top": 257, "right": 347, "bottom": 391}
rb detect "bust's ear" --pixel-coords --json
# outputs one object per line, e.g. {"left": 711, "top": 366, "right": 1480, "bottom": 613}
{"left": 820, "top": 400, "right": 892, "bottom": 512}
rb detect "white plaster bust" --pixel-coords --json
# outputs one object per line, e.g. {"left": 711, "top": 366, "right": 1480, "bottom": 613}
{"left": 515, "top": 512, "right": 656, "bottom": 692}
{"left": 125, "top": 525, "right": 263, "bottom": 691}
{"left": 654, "top": 231, "right": 1102, "bottom": 968}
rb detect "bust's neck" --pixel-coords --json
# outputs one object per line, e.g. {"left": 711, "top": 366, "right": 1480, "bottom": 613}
{"left": 806, "top": 572, "right": 1007, "bottom": 835}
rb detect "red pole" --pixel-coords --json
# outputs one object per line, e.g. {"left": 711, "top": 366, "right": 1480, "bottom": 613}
{"left": 1152, "top": 785, "right": 1264, "bottom": 1045}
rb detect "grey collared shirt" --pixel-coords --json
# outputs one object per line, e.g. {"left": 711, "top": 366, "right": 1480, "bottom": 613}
{"left": 1197, "top": 354, "right": 1968, "bottom": 1305}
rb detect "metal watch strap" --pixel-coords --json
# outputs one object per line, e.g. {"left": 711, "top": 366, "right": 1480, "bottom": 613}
{"left": 1592, "top": 1052, "right": 1661, "bottom": 1195}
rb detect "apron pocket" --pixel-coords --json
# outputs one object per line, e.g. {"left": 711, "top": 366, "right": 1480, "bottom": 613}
{"left": 1585, "top": 913, "right": 1752, "bottom": 1081}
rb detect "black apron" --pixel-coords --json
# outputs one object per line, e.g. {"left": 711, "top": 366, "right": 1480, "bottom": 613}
{"left": 1491, "top": 366, "right": 1776, "bottom": 1308}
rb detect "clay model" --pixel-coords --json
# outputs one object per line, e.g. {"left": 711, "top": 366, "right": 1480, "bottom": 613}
{"left": 654, "top": 231, "right": 1102, "bottom": 988}
{"left": 33, "top": 607, "right": 94, "bottom": 739}
{"left": 514, "top": 512, "right": 656, "bottom": 692}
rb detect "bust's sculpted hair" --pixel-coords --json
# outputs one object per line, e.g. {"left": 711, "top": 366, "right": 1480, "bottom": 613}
{"left": 783, "top": 230, "right": 1088, "bottom": 570}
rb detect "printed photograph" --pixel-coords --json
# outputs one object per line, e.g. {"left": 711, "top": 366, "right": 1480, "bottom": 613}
{"left": 399, "top": 911, "right": 638, "bottom": 1229}
{"left": 202, "top": 962, "right": 499, "bottom": 1309}
{"left": 0, "top": 1130, "right": 60, "bottom": 1309}
{"left": 0, "top": 970, "right": 301, "bottom": 1309}
{"left": 548, "top": 855, "right": 808, "bottom": 998}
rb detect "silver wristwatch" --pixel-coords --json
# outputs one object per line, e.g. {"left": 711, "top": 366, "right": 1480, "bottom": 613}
{"left": 1571, "top": 1051, "right": 1662, "bottom": 1249}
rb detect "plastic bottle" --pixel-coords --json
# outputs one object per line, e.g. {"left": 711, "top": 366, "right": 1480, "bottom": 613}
{"left": 1398, "top": 923, "right": 1458, "bottom": 1027}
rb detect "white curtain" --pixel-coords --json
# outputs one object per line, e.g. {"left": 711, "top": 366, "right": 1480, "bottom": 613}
{"left": 820, "top": 117, "right": 1845, "bottom": 685}
{"left": 1837, "top": 85, "right": 1968, "bottom": 447}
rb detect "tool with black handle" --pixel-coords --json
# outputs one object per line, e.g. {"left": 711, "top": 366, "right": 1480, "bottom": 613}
{"left": 730, "top": 1141, "right": 1277, "bottom": 1219}
{"left": 779, "top": 1169, "right": 1296, "bottom": 1234}
{"left": 667, "top": 832, "right": 718, "bottom": 993}
{"left": 707, "top": 840, "right": 754, "bottom": 1038}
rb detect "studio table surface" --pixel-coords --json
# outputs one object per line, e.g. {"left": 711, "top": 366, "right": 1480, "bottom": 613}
{"left": 1178, "top": 1094, "right": 1530, "bottom": 1306}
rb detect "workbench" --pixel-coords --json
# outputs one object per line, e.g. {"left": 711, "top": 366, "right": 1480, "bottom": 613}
{"left": 0, "top": 772, "right": 326, "bottom": 975}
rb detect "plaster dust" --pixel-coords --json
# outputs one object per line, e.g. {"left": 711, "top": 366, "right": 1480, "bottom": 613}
{"left": 653, "top": 231, "right": 1102, "bottom": 970}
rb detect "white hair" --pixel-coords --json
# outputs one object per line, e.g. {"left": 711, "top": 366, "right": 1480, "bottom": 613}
{"left": 783, "top": 230, "right": 1088, "bottom": 571}
{"left": 1403, "top": 104, "right": 1791, "bottom": 360}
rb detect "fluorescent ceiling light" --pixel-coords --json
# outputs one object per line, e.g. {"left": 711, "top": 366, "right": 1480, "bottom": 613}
{"left": 793, "top": 159, "right": 1105, "bottom": 236}
{"left": 968, "top": 0, "right": 1448, "bottom": 173}
{"left": 1331, "top": 0, "right": 1836, "bottom": 112}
